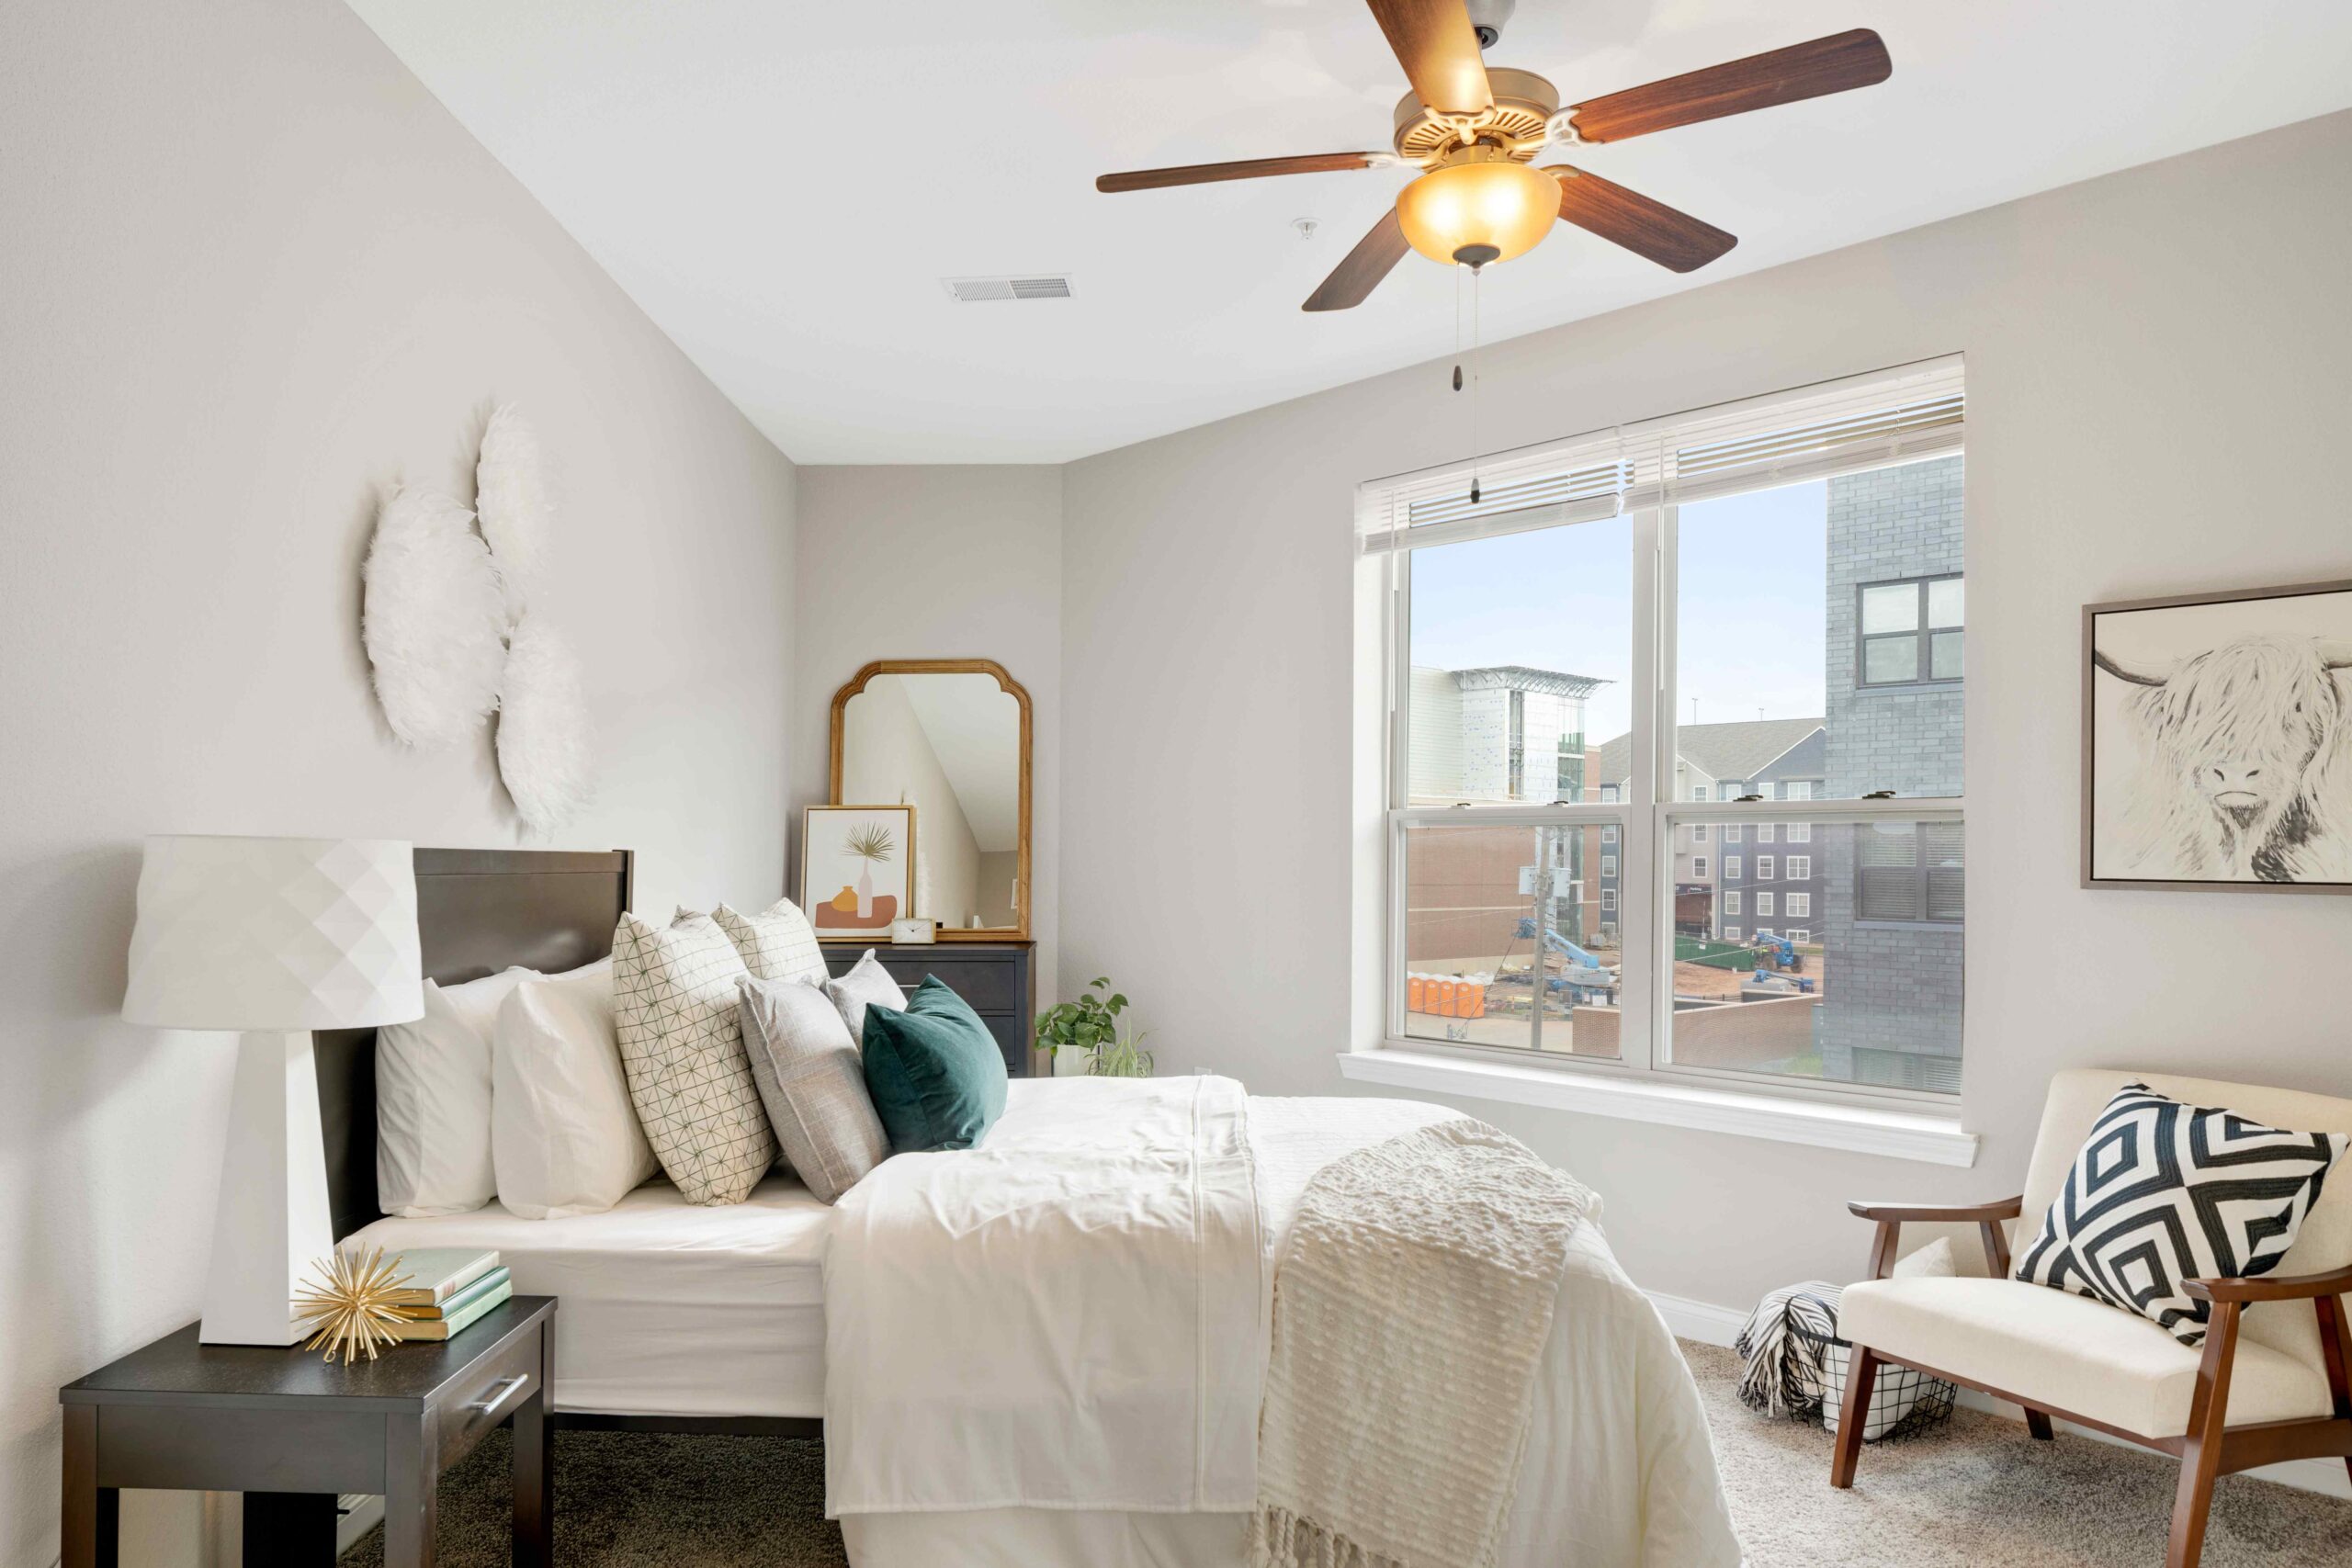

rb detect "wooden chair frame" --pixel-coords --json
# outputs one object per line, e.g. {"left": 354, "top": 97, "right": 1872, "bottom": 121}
{"left": 1828, "top": 1197, "right": 2352, "bottom": 1568}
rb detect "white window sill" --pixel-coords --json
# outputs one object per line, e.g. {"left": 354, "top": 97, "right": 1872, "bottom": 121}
{"left": 1336, "top": 1048, "right": 1979, "bottom": 1168}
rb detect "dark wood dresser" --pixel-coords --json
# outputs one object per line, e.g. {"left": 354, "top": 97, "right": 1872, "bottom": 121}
{"left": 825, "top": 941, "right": 1035, "bottom": 1077}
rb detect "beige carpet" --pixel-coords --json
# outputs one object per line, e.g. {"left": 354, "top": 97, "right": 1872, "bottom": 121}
{"left": 349, "top": 1342, "right": 2352, "bottom": 1566}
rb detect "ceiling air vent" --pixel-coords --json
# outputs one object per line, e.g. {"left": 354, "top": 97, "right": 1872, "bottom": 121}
{"left": 943, "top": 274, "right": 1074, "bottom": 303}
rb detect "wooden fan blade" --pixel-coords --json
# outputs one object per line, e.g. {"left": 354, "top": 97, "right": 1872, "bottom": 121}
{"left": 1365, "top": 0, "right": 1493, "bottom": 115}
{"left": 1096, "top": 152, "right": 1388, "bottom": 194}
{"left": 1545, "top": 165, "right": 1736, "bottom": 273}
{"left": 1304, "top": 208, "right": 1410, "bottom": 311}
{"left": 1566, "top": 28, "right": 1891, "bottom": 144}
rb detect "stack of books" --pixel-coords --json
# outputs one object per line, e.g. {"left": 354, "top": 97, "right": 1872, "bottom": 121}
{"left": 379, "top": 1249, "right": 512, "bottom": 1341}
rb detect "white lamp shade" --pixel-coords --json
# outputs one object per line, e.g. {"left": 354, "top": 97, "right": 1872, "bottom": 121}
{"left": 124, "top": 836, "right": 424, "bottom": 1032}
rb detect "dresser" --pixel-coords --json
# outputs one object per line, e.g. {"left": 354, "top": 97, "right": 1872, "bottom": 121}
{"left": 824, "top": 941, "right": 1035, "bottom": 1077}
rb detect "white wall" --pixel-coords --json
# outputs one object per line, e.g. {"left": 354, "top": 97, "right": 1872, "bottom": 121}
{"left": 0, "top": 1, "right": 798, "bottom": 1562}
{"left": 794, "top": 466, "right": 1063, "bottom": 1001}
{"left": 1061, "top": 111, "right": 2352, "bottom": 1316}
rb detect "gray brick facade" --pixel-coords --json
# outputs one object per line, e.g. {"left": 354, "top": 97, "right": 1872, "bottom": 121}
{"left": 1817, "top": 456, "right": 1965, "bottom": 1089}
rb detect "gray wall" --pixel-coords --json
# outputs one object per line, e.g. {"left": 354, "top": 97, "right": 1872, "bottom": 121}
{"left": 0, "top": 1, "right": 798, "bottom": 1560}
{"left": 791, "top": 466, "right": 1063, "bottom": 1002}
{"left": 1059, "top": 110, "right": 2352, "bottom": 1321}
{"left": 1818, "top": 457, "right": 1967, "bottom": 1081}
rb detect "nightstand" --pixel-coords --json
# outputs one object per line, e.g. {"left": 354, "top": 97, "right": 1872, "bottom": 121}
{"left": 60, "top": 1295, "right": 555, "bottom": 1567}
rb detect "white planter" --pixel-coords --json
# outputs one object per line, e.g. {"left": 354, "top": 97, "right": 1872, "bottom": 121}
{"left": 1052, "top": 1046, "right": 1093, "bottom": 1077}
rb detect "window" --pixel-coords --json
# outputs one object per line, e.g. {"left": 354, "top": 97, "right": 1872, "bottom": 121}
{"left": 1858, "top": 822, "right": 1965, "bottom": 922}
{"left": 1860, "top": 574, "right": 1963, "bottom": 686}
{"left": 1787, "top": 929, "right": 1810, "bottom": 943}
{"left": 1370, "top": 356, "right": 1964, "bottom": 1098}
{"left": 1723, "top": 925, "right": 1742, "bottom": 942}
{"left": 1754, "top": 927, "right": 1776, "bottom": 942}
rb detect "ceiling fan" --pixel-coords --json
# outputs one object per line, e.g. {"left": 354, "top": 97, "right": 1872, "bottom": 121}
{"left": 1096, "top": 1, "right": 1891, "bottom": 310}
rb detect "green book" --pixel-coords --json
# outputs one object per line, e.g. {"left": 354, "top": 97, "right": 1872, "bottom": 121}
{"left": 401, "top": 1266, "right": 510, "bottom": 1321}
{"left": 393, "top": 1279, "right": 512, "bottom": 1341}
{"left": 375, "top": 1247, "right": 502, "bottom": 1306}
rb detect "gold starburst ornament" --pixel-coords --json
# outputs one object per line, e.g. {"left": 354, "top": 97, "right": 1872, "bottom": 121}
{"left": 295, "top": 1247, "right": 416, "bottom": 1365}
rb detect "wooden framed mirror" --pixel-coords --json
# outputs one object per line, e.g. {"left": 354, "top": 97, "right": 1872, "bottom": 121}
{"left": 828, "top": 659, "right": 1032, "bottom": 941}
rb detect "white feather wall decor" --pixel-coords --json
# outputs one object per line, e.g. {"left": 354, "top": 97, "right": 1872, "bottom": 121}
{"left": 475, "top": 403, "right": 551, "bottom": 625}
{"left": 360, "top": 486, "right": 507, "bottom": 747}
{"left": 496, "top": 614, "right": 594, "bottom": 832}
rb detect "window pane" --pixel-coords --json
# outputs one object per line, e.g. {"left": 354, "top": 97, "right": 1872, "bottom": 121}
{"left": 1861, "top": 582, "right": 1917, "bottom": 634}
{"left": 1666, "top": 456, "right": 1962, "bottom": 806}
{"left": 1930, "top": 629, "right": 1963, "bottom": 681}
{"left": 1863, "top": 635, "right": 1917, "bottom": 683}
{"left": 1406, "top": 519, "right": 1631, "bottom": 804}
{"left": 1401, "top": 822, "right": 1623, "bottom": 1058}
{"left": 1928, "top": 577, "right": 1964, "bottom": 628}
{"left": 1665, "top": 816, "right": 1962, "bottom": 1092}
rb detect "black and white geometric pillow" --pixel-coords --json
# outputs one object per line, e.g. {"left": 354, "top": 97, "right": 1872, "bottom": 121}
{"left": 2014, "top": 1081, "right": 2348, "bottom": 1346}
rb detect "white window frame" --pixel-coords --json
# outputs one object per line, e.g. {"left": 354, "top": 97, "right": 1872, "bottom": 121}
{"left": 1758, "top": 823, "right": 1777, "bottom": 843}
{"left": 1788, "top": 854, "right": 1812, "bottom": 880}
{"left": 1723, "top": 925, "right": 1742, "bottom": 942}
{"left": 1757, "top": 855, "right": 1775, "bottom": 880}
{"left": 1602, "top": 854, "right": 1618, "bottom": 876}
{"left": 1787, "top": 929, "right": 1810, "bottom": 943}
{"left": 1724, "top": 855, "right": 1742, "bottom": 879}
{"left": 1786, "top": 891, "right": 1812, "bottom": 919}
{"left": 1364, "top": 355, "right": 1968, "bottom": 1127}
{"left": 1757, "top": 891, "right": 1775, "bottom": 918}
{"left": 1690, "top": 855, "right": 1709, "bottom": 878}
{"left": 1602, "top": 825, "right": 1618, "bottom": 843}
{"left": 1724, "top": 890, "right": 1741, "bottom": 915}
{"left": 1724, "top": 823, "right": 1742, "bottom": 843}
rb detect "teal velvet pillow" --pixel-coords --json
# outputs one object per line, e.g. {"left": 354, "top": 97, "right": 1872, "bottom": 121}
{"left": 860, "top": 976, "right": 1009, "bottom": 1152}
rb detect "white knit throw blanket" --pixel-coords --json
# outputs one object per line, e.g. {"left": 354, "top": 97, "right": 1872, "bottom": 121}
{"left": 1249, "top": 1117, "right": 1598, "bottom": 1568}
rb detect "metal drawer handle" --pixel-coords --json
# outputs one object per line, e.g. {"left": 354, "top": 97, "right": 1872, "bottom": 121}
{"left": 467, "top": 1375, "right": 530, "bottom": 1420}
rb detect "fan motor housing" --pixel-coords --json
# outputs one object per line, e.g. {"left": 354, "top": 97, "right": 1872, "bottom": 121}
{"left": 1392, "top": 67, "right": 1559, "bottom": 165}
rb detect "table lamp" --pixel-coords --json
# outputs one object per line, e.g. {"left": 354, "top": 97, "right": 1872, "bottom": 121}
{"left": 124, "top": 836, "right": 423, "bottom": 1345}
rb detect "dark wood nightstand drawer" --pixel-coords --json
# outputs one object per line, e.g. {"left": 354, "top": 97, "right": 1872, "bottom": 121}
{"left": 826, "top": 941, "right": 1035, "bottom": 1075}
{"left": 431, "top": 1318, "right": 544, "bottom": 1472}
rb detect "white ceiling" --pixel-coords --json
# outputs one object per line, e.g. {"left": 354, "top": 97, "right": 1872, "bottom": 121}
{"left": 348, "top": 1, "right": 2352, "bottom": 464}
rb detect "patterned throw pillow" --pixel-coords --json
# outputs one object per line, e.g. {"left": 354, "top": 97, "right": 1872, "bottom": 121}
{"left": 712, "top": 897, "right": 829, "bottom": 985}
{"left": 612, "top": 911, "right": 776, "bottom": 1205}
{"left": 2015, "top": 1081, "right": 2348, "bottom": 1345}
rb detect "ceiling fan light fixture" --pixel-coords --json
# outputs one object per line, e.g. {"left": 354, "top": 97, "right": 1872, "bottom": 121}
{"left": 1395, "top": 147, "right": 1557, "bottom": 268}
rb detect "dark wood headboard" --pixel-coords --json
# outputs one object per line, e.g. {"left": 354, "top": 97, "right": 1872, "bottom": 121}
{"left": 316, "top": 847, "right": 634, "bottom": 1240}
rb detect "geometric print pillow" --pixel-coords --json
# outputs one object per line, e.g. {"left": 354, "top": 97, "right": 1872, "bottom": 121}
{"left": 711, "top": 897, "right": 829, "bottom": 986}
{"left": 2014, "top": 1081, "right": 2348, "bottom": 1346}
{"left": 612, "top": 911, "right": 777, "bottom": 1206}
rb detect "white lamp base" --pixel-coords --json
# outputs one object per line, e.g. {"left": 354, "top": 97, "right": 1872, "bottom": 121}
{"left": 199, "top": 1031, "right": 335, "bottom": 1345}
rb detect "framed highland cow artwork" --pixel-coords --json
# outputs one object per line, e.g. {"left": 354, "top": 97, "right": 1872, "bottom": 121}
{"left": 2083, "top": 578, "right": 2352, "bottom": 892}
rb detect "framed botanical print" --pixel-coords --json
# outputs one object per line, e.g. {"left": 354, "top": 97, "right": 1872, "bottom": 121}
{"left": 2083, "top": 578, "right": 2352, "bottom": 892}
{"left": 801, "top": 805, "right": 916, "bottom": 938}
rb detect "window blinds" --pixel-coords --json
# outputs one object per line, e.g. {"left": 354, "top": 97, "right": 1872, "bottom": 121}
{"left": 1357, "top": 355, "right": 1962, "bottom": 555}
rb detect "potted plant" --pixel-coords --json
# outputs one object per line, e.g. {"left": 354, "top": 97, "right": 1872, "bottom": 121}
{"left": 1035, "top": 976, "right": 1152, "bottom": 1078}
{"left": 843, "top": 823, "right": 894, "bottom": 919}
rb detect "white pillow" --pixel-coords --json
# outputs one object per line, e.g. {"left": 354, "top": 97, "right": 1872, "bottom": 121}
{"left": 822, "top": 949, "right": 906, "bottom": 1044}
{"left": 713, "top": 897, "right": 828, "bottom": 985}
{"left": 491, "top": 958, "right": 658, "bottom": 1219}
{"left": 376, "top": 967, "right": 533, "bottom": 1217}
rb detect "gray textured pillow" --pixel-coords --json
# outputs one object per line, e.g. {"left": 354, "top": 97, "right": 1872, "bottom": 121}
{"left": 612, "top": 911, "right": 776, "bottom": 1206}
{"left": 822, "top": 950, "right": 905, "bottom": 1043}
{"left": 738, "top": 976, "right": 891, "bottom": 1204}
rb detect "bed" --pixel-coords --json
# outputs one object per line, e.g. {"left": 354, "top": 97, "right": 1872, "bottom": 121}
{"left": 321, "top": 849, "right": 1739, "bottom": 1566}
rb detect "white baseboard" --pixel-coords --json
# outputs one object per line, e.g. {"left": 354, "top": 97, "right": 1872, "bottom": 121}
{"left": 1647, "top": 1289, "right": 2351, "bottom": 1501}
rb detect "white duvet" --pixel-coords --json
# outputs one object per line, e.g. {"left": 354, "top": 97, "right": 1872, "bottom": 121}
{"left": 825, "top": 1076, "right": 1740, "bottom": 1568}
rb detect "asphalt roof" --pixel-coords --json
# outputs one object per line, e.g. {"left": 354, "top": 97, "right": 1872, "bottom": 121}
{"left": 1590, "top": 716, "right": 1825, "bottom": 790}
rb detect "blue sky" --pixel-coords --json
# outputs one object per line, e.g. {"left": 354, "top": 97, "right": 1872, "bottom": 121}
{"left": 1409, "top": 481, "right": 1830, "bottom": 744}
